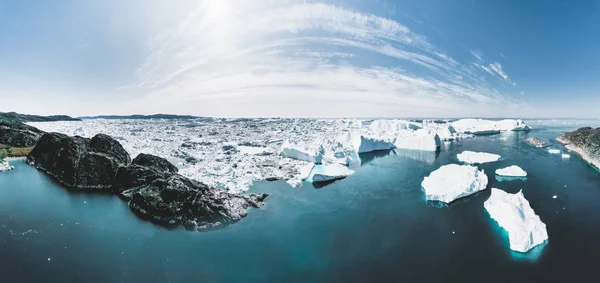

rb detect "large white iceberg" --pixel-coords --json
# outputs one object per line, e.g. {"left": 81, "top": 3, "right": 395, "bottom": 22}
{"left": 495, "top": 166, "right": 527, "bottom": 177}
{"left": 0, "top": 160, "right": 15, "bottom": 172}
{"left": 421, "top": 164, "right": 488, "bottom": 203}
{"left": 395, "top": 129, "right": 441, "bottom": 151}
{"left": 310, "top": 164, "right": 355, "bottom": 183}
{"left": 484, "top": 188, "right": 549, "bottom": 253}
{"left": 280, "top": 140, "right": 324, "bottom": 164}
{"left": 452, "top": 119, "right": 530, "bottom": 135}
{"left": 350, "top": 134, "right": 396, "bottom": 153}
{"left": 457, "top": 151, "right": 501, "bottom": 164}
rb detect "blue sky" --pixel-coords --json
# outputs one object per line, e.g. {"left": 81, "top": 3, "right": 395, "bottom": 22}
{"left": 1, "top": 0, "right": 599, "bottom": 118}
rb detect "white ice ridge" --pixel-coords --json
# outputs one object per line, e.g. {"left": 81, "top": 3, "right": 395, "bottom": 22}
{"left": 451, "top": 119, "right": 531, "bottom": 135}
{"left": 457, "top": 151, "right": 501, "bottom": 164}
{"left": 0, "top": 160, "right": 15, "bottom": 172}
{"left": 495, "top": 166, "right": 527, "bottom": 177}
{"left": 27, "top": 118, "right": 528, "bottom": 193}
{"left": 421, "top": 164, "right": 489, "bottom": 203}
{"left": 310, "top": 164, "right": 354, "bottom": 183}
{"left": 484, "top": 188, "right": 549, "bottom": 253}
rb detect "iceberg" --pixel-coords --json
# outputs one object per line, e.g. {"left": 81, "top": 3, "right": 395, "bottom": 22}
{"left": 495, "top": 166, "right": 527, "bottom": 177}
{"left": 457, "top": 151, "right": 501, "bottom": 164}
{"left": 562, "top": 154, "right": 570, "bottom": 159}
{"left": 421, "top": 164, "right": 489, "bottom": 203}
{"left": 310, "top": 164, "right": 355, "bottom": 183}
{"left": 452, "top": 119, "right": 531, "bottom": 135}
{"left": 395, "top": 129, "right": 441, "bottom": 151}
{"left": 0, "top": 160, "right": 15, "bottom": 172}
{"left": 280, "top": 140, "right": 324, "bottom": 164}
{"left": 548, "top": 149, "right": 561, "bottom": 154}
{"left": 351, "top": 134, "right": 396, "bottom": 153}
{"left": 484, "top": 188, "right": 549, "bottom": 253}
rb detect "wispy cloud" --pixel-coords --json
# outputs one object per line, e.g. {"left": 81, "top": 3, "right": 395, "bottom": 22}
{"left": 120, "top": 0, "right": 526, "bottom": 117}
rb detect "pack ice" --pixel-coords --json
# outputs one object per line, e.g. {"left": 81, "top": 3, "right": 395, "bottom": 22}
{"left": 457, "top": 151, "right": 501, "bottom": 164}
{"left": 421, "top": 164, "right": 489, "bottom": 203}
{"left": 484, "top": 188, "right": 549, "bottom": 253}
{"left": 495, "top": 166, "right": 527, "bottom": 177}
{"left": 451, "top": 119, "right": 531, "bottom": 135}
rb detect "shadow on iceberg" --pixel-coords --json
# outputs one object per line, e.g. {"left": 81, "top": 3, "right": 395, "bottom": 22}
{"left": 495, "top": 175, "right": 527, "bottom": 182}
{"left": 394, "top": 148, "right": 439, "bottom": 164}
{"left": 311, "top": 179, "right": 341, "bottom": 189}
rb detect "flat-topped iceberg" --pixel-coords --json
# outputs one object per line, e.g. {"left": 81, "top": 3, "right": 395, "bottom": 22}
{"left": 496, "top": 166, "right": 527, "bottom": 177}
{"left": 310, "top": 164, "right": 355, "bottom": 183}
{"left": 484, "top": 188, "right": 549, "bottom": 253}
{"left": 548, "top": 149, "right": 561, "bottom": 154}
{"left": 350, "top": 134, "right": 396, "bottom": 153}
{"left": 0, "top": 160, "right": 15, "bottom": 172}
{"left": 395, "top": 129, "right": 441, "bottom": 151}
{"left": 421, "top": 164, "right": 488, "bottom": 203}
{"left": 457, "top": 151, "right": 501, "bottom": 164}
{"left": 280, "top": 140, "right": 324, "bottom": 164}
{"left": 452, "top": 119, "right": 531, "bottom": 135}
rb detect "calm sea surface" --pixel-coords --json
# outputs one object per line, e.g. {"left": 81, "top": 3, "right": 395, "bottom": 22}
{"left": 2, "top": 120, "right": 600, "bottom": 282}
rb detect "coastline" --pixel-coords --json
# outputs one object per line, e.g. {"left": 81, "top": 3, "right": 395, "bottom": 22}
{"left": 558, "top": 141, "right": 600, "bottom": 171}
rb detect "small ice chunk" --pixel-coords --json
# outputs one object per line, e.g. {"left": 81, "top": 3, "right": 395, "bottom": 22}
{"left": 310, "top": 164, "right": 354, "bottom": 183}
{"left": 561, "top": 154, "right": 570, "bottom": 159}
{"left": 484, "top": 188, "right": 549, "bottom": 253}
{"left": 495, "top": 166, "right": 527, "bottom": 177}
{"left": 280, "top": 140, "right": 324, "bottom": 164}
{"left": 548, "top": 149, "right": 561, "bottom": 154}
{"left": 0, "top": 160, "right": 15, "bottom": 172}
{"left": 457, "top": 151, "right": 501, "bottom": 164}
{"left": 552, "top": 195, "right": 557, "bottom": 199}
{"left": 421, "top": 164, "right": 489, "bottom": 203}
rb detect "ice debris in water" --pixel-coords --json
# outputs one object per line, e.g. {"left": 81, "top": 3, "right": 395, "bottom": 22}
{"left": 0, "top": 160, "right": 15, "bottom": 172}
{"left": 27, "top": 118, "right": 530, "bottom": 193}
{"left": 451, "top": 119, "right": 531, "bottom": 135}
{"left": 484, "top": 188, "right": 549, "bottom": 253}
{"left": 561, "top": 154, "right": 570, "bottom": 159}
{"left": 495, "top": 166, "right": 527, "bottom": 177}
{"left": 310, "top": 164, "right": 355, "bottom": 183}
{"left": 457, "top": 151, "right": 501, "bottom": 164}
{"left": 421, "top": 164, "right": 489, "bottom": 203}
{"left": 548, "top": 149, "right": 561, "bottom": 154}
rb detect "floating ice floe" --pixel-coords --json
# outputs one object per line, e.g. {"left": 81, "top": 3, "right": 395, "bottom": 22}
{"left": 0, "top": 160, "right": 15, "bottom": 172}
{"left": 452, "top": 119, "right": 531, "bottom": 135}
{"left": 280, "top": 140, "right": 324, "bottom": 164}
{"left": 495, "top": 166, "right": 527, "bottom": 177}
{"left": 548, "top": 149, "right": 561, "bottom": 154}
{"left": 395, "top": 129, "right": 441, "bottom": 151}
{"left": 561, "top": 154, "right": 570, "bottom": 159}
{"left": 310, "top": 164, "right": 355, "bottom": 183}
{"left": 484, "top": 188, "right": 549, "bottom": 253}
{"left": 421, "top": 164, "right": 489, "bottom": 203}
{"left": 457, "top": 151, "right": 501, "bottom": 164}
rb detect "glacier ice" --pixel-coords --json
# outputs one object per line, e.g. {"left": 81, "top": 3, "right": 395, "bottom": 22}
{"left": 484, "top": 188, "right": 549, "bottom": 253}
{"left": 280, "top": 140, "right": 324, "bottom": 164}
{"left": 421, "top": 164, "right": 489, "bottom": 203}
{"left": 350, "top": 134, "right": 396, "bottom": 153}
{"left": 310, "top": 164, "right": 355, "bottom": 183}
{"left": 495, "top": 166, "right": 527, "bottom": 177}
{"left": 452, "top": 119, "right": 531, "bottom": 135}
{"left": 457, "top": 151, "right": 501, "bottom": 164}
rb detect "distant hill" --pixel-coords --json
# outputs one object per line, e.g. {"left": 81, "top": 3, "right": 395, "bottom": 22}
{"left": 78, "top": 114, "right": 202, "bottom": 120}
{"left": 0, "top": 112, "right": 81, "bottom": 123}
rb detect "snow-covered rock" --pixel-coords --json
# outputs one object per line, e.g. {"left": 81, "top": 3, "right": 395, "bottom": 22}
{"left": 548, "top": 149, "right": 561, "bottom": 154}
{"left": 395, "top": 129, "right": 441, "bottom": 151}
{"left": 310, "top": 164, "right": 355, "bottom": 183}
{"left": 0, "top": 160, "right": 15, "bottom": 172}
{"left": 457, "top": 151, "right": 501, "bottom": 164}
{"left": 280, "top": 140, "right": 324, "bottom": 164}
{"left": 495, "top": 166, "right": 527, "bottom": 177}
{"left": 421, "top": 164, "right": 489, "bottom": 203}
{"left": 484, "top": 188, "right": 549, "bottom": 253}
{"left": 452, "top": 119, "right": 531, "bottom": 135}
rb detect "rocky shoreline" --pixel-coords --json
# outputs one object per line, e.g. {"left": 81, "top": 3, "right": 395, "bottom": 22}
{"left": 2, "top": 120, "right": 267, "bottom": 231}
{"left": 557, "top": 127, "right": 600, "bottom": 170}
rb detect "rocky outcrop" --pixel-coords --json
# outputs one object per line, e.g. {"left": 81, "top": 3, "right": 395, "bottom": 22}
{"left": 525, "top": 137, "right": 546, "bottom": 147}
{"left": 0, "top": 120, "right": 45, "bottom": 147}
{"left": 557, "top": 127, "right": 600, "bottom": 169}
{"left": 27, "top": 132, "right": 267, "bottom": 231}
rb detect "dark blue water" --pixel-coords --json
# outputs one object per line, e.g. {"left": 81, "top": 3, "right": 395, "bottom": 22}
{"left": 2, "top": 121, "right": 600, "bottom": 282}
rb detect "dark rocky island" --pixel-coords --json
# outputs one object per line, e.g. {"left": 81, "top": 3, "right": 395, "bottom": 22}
{"left": 1, "top": 119, "right": 267, "bottom": 231}
{"left": 79, "top": 114, "right": 203, "bottom": 120}
{"left": 557, "top": 127, "right": 600, "bottom": 169}
{"left": 525, "top": 137, "right": 546, "bottom": 147}
{"left": 0, "top": 111, "right": 81, "bottom": 123}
